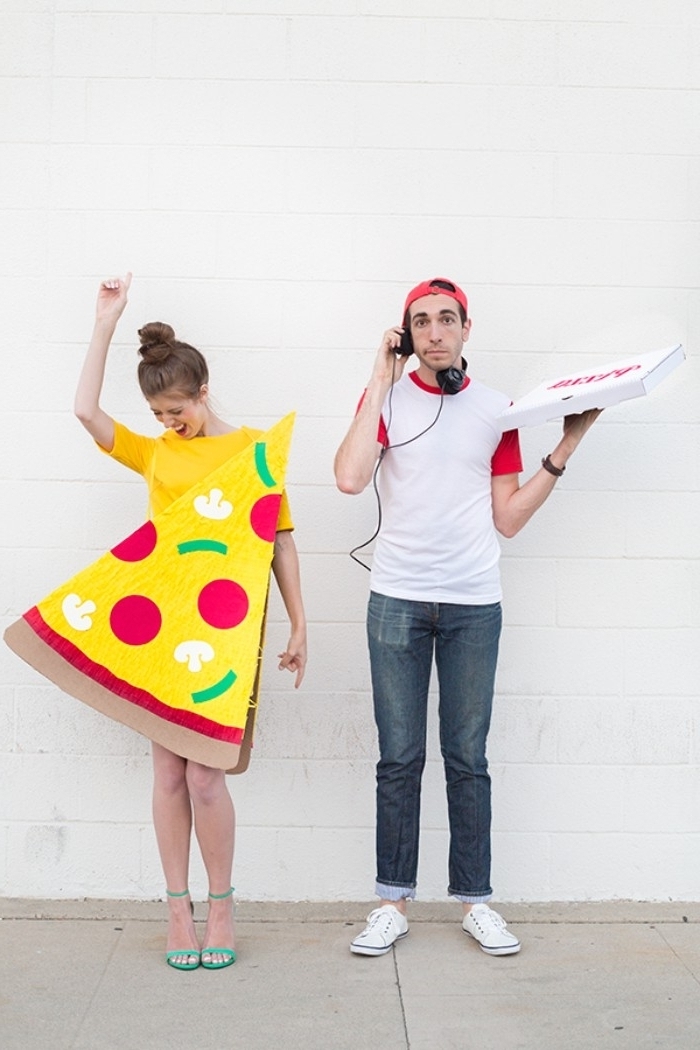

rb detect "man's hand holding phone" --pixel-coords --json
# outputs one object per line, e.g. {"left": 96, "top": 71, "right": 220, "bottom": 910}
{"left": 371, "top": 327, "right": 412, "bottom": 387}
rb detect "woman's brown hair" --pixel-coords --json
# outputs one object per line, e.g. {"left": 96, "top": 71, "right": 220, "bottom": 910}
{"left": 137, "top": 322, "right": 209, "bottom": 400}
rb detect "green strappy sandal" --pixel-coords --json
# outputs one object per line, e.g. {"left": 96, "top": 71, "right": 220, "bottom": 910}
{"left": 201, "top": 887, "right": 237, "bottom": 970}
{"left": 165, "top": 889, "right": 201, "bottom": 971}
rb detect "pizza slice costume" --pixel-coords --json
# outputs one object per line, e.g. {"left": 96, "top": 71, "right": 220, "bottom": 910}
{"left": 4, "top": 413, "right": 296, "bottom": 773}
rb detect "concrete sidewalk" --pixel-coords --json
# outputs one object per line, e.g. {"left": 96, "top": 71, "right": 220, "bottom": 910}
{"left": 2, "top": 899, "right": 700, "bottom": 1050}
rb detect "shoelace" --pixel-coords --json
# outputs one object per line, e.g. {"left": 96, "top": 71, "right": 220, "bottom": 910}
{"left": 473, "top": 907, "right": 506, "bottom": 933}
{"left": 363, "top": 909, "right": 398, "bottom": 938}
{"left": 367, "top": 910, "right": 392, "bottom": 930}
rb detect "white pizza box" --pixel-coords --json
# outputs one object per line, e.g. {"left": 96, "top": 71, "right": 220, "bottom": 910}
{"left": 497, "top": 343, "right": 685, "bottom": 431}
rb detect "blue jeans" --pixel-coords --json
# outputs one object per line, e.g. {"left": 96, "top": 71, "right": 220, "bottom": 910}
{"left": 367, "top": 591, "right": 502, "bottom": 903}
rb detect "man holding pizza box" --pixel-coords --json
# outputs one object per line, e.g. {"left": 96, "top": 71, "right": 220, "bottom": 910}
{"left": 334, "top": 277, "right": 600, "bottom": 958}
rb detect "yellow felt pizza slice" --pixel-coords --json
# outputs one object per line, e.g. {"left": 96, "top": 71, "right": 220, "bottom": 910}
{"left": 4, "top": 413, "right": 295, "bottom": 771}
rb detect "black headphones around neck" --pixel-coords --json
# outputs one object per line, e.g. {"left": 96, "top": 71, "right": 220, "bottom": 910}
{"left": 436, "top": 357, "right": 468, "bottom": 395}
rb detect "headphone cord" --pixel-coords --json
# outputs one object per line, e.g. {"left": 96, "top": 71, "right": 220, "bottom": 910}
{"left": 349, "top": 359, "right": 447, "bottom": 571}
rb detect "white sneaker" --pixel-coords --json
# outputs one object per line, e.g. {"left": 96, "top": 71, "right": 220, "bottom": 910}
{"left": 462, "top": 904, "right": 521, "bottom": 956}
{"left": 350, "top": 905, "right": 409, "bottom": 956}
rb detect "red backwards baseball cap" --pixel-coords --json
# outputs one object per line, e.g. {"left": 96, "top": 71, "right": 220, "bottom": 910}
{"left": 403, "top": 277, "right": 468, "bottom": 320}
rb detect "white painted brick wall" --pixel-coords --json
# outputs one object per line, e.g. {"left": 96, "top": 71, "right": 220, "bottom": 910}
{"left": 1, "top": 1, "right": 698, "bottom": 904}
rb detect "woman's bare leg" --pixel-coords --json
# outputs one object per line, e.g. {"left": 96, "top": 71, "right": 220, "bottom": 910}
{"left": 152, "top": 742, "right": 199, "bottom": 964}
{"left": 186, "top": 761, "right": 236, "bottom": 963}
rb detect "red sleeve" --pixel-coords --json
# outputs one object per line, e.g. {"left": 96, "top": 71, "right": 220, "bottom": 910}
{"left": 491, "top": 428, "right": 522, "bottom": 475}
{"left": 355, "top": 390, "right": 389, "bottom": 448}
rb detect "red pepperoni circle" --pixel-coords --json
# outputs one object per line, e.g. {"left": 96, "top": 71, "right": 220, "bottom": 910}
{"left": 198, "top": 579, "right": 249, "bottom": 630}
{"left": 250, "top": 493, "right": 282, "bottom": 543}
{"left": 110, "top": 594, "right": 162, "bottom": 646}
{"left": 111, "top": 521, "right": 158, "bottom": 562}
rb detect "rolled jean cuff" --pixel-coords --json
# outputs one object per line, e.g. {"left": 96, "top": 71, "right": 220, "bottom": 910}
{"left": 451, "top": 892, "right": 493, "bottom": 904}
{"left": 376, "top": 882, "right": 416, "bottom": 901}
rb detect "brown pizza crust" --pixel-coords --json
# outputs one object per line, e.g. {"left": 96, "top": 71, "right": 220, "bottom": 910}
{"left": 5, "top": 617, "right": 255, "bottom": 772}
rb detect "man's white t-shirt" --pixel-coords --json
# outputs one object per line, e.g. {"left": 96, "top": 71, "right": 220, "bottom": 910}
{"left": 369, "top": 370, "right": 522, "bottom": 605}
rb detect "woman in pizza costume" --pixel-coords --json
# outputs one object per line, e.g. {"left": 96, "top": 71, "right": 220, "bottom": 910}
{"left": 74, "top": 273, "right": 307, "bottom": 970}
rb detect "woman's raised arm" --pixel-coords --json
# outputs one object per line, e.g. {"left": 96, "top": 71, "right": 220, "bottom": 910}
{"left": 74, "top": 273, "right": 132, "bottom": 451}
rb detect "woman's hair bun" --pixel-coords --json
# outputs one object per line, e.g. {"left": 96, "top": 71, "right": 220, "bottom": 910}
{"left": 136, "top": 321, "right": 209, "bottom": 399}
{"left": 137, "top": 321, "right": 176, "bottom": 361}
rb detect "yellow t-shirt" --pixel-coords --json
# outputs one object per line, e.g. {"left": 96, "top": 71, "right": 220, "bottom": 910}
{"left": 101, "top": 421, "right": 294, "bottom": 527}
